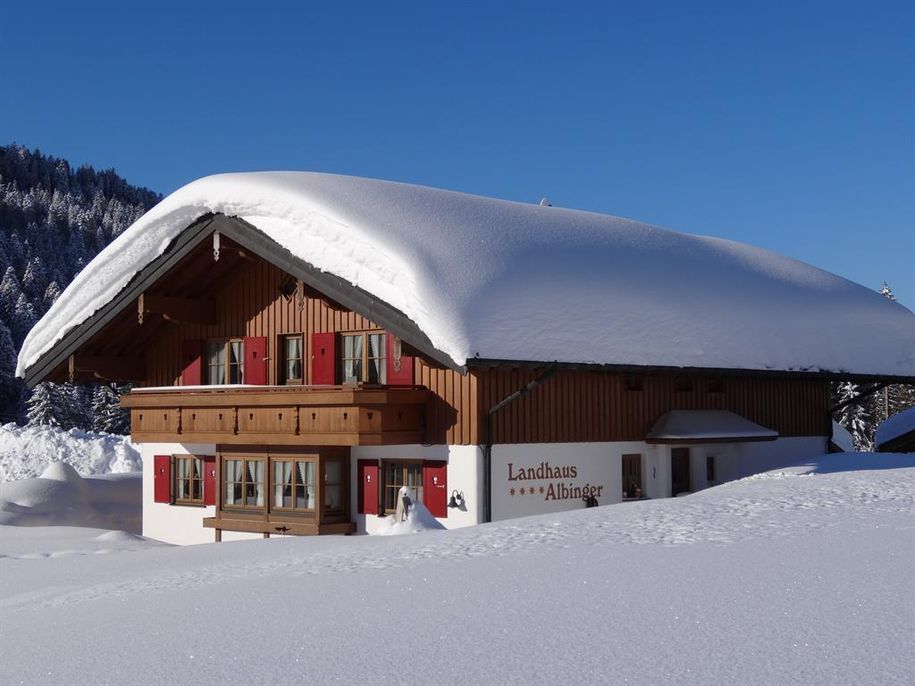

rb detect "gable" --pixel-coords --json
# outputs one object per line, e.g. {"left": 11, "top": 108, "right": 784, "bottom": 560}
{"left": 21, "top": 214, "right": 456, "bottom": 387}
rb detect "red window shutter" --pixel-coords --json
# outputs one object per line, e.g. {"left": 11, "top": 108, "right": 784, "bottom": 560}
{"left": 357, "top": 459, "right": 380, "bottom": 515}
{"left": 181, "top": 339, "right": 204, "bottom": 386}
{"left": 153, "top": 455, "right": 172, "bottom": 504}
{"left": 385, "top": 333, "right": 414, "bottom": 386}
{"left": 423, "top": 461, "right": 448, "bottom": 518}
{"left": 243, "top": 336, "right": 268, "bottom": 385}
{"left": 202, "top": 456, "right": 216, "bottom": 506}
{"left": 311, "top": 332, "right": 336, "bottom": 385}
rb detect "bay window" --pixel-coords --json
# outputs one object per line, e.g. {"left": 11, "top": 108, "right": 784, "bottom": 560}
{"left": 223, "top": 457, "right": 265, "bottom": 509}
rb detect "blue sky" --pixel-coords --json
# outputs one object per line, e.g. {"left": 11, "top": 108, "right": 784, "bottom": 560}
{"left": 3, "top": 1, "right": 913, "bottom": 306}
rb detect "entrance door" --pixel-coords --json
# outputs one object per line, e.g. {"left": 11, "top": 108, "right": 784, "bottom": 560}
{"left": 621, "top": 454, "right": 642, "bottom": 498}
{"left": 671, "top": 448, "right": 691, "bottom": 495}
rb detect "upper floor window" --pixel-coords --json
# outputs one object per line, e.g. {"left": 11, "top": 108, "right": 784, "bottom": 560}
{"left": 341, "top": 332, "right": 386, "bottom": 384}
{"left": 282, "top": 335, "right": 303, "bottom": 384}
{"left": 207, "top": 339, "right": 244, "bottom": 384}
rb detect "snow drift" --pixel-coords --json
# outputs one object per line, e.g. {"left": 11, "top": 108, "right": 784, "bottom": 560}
{"left": 0, "top": 461, "right": 141, "bottom": 531}
{"left": 0, "top": 423, "right": 140, "bottom": 482}
{"left": 17, "top": 172, "right": 915, "bottom": 379}
{"left": 1, "top": 451, "right": 913, "bottom": 685}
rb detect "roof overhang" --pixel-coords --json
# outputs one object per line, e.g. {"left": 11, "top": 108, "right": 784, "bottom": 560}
{"left": 467, "top": 358, "right": 915, "bottom": 384}
{"left": 646, "top": 410, "right": 779, "bottom": 444}
{"left": 21, "top": 213, "right": 463, "bottom": 387}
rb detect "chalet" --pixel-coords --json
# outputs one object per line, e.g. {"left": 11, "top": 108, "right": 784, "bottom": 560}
{"left": 16, "top": 172, "right": 915, "bottom": 545}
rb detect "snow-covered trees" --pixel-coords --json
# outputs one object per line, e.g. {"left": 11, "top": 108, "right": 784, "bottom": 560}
{"left": 0, "top": 143, "right": 160, "bottom": 424}
{"left": 831, "top": 281, "right": 915, "bottom": 449}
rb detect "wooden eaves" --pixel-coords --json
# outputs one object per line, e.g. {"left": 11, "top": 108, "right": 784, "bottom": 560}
{"left": 21, "top": 213, "right": 463, "bottom": 388}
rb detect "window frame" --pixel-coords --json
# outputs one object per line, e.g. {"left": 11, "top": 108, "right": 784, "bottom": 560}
{"left": 340, "top": 330, "right": 387, "bottom": 385}
{"left": 271, "top": 456, "right": 316, "bottom": 512}
{"left": 173, "top": 454, "right": 205, "bottom": 505}
{"left": 206, "top": 338, "right": 245, "bottom": 385}
{"left": 280, "top": 334, "right": 304, "bottom": 385}
{"left": 222, "top": 456, "right": 266, "bottom": 511}
{"left": 381, "top": 460, "right": 424, "bottom": 514}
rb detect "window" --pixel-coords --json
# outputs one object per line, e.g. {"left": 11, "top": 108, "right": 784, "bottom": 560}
{"left": 282, "top": 335, "right": 303, "bottom": 384}
{"left": 175, "top": 456, "right": 203, "bottom": 504}
{"left": 621, "top": 454, "right": 642, "bottom": 499}
{"left": 324, "top": 458, "right": 345, "bottom": 514}
{"left": 272, "top": 458, "right": 315, "bottom": 510}
{"left": 207, "top": 339, "right": 244, "bottom": 384}
{"left": 382, "top": 461, "right": 423, "bottom": 513}
{"left": 223, "top": 457, "right": 265, "bottom": 509}
{"left": 341, "top": 332, "right": 386, "bottom": 384}
{"left": 706, "top": 456, "right": 716, "bottom": 484}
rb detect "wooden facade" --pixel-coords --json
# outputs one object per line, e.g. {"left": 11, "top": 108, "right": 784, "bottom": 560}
{"left": 70, "top": 236, "right": 830, "bottom": 448}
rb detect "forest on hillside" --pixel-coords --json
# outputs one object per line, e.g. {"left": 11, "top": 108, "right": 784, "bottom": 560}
{"left": 0, "top": 144, "right": 160, "bottom": 431}
{"left": 0, "top": 143, "right": 911, "bottom": 446}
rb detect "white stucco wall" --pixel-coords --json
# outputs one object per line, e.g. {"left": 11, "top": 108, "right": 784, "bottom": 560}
{"left": 351, "top": 444, "right": 482, "bottom": 533}
{"left": 142, "top": 435, "right": 828, "bottom": 544}
{"left": 141, "top": 442, "right": 221, "bottom": 545}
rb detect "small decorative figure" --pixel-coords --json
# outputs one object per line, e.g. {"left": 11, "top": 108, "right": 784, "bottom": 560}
{"left": 395, "top": 486, "right": 413, "bottom": 522}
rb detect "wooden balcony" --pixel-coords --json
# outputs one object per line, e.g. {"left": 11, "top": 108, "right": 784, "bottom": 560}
{"left": 120, "top": 385, "right": 430, "bottom": 446}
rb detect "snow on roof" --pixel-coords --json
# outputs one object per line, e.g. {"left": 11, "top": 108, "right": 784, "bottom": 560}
{"left": 646, "top": 410, "right": 778, "bottom": 442}
{"left": 875, "top": 407, "right": 915, "bottom": 449}
{"left": 16, "top": 172, "right": 915, "bottom": 378}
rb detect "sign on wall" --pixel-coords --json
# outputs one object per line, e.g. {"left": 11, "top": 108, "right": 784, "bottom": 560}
{"left": 491, "top": 444, "right": 620, "bottom": 520}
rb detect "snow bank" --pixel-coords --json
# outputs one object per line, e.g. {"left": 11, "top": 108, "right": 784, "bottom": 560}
{"left": 875, "top": 406, "right": 915, "bottom": 448}
{"left": 1, "top": 452, "right": 912, "bottom": 685}
{"left": 0, "top": 423, "right": 140, "bottom": 482}
{"left": 371, "top": 487, "right": 446, "bottom": 536}
{"left": 18, "top": 172, "right": 915, "bottom": 379}
{"left": 0, "top": 464, "right": 141, "bottom": 531}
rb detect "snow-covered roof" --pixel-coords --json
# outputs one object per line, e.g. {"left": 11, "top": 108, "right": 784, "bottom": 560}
{"left": 646, "top": 410, "right": 778, "bottom": 443}
{"left": 16, "top": 172, "right": 915, "bottom": 378}
{"left": 875, "top": 407, "right": 915, "bottom": 449}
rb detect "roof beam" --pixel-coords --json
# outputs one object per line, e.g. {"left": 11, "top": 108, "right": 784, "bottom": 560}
{"left": 69, "top": 354, "right": 146, "bottom": 382}
{"left": 138, "top": 293, "right": 216, "bottom": 325}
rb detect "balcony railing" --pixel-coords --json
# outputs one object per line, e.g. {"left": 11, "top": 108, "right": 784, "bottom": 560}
{"left": 120, "top": 385, "right": 430, "bottom": 446}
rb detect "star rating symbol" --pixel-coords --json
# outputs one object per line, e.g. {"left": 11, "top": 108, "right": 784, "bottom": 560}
{"left": 520, "top": 487, "right": 526, "bottom": 495}
{"left": 539, "top": 486, "right": 545, "bottom": 494}
{"left": 509, "top": 488, "right": 515, "bottom": 496}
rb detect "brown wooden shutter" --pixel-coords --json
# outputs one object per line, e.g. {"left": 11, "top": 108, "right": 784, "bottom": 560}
{"left": 243, "top": 336, "right": 268, "bottom": 385}
{"left": 423, "top": 461, "right": 448, "bottom": 518}
{"left": 202, "top": 456, "right": 216, "bottom": 506}
{"left": 358, "top": 459, "right": 380, "bottom": 515}
{"left": 311, "top": 332, "right": 336, "bottom": 385}
{"left": 153, "top": 455, "right": 172, "bottom": 504}
{"left": 181, "top": 339, "right": 204, "bottom": 386}
{"left": 385, "top": 333, "right": 414, "bottom": 386}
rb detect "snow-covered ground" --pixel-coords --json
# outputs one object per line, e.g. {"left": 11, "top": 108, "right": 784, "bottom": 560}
{"left": 0, "top": 423, "right": 140, "bottom": 482}
{"left": 1, "top": 451, "right": 912, "bottom": 685}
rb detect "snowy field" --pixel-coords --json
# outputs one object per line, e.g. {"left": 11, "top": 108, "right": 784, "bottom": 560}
{"left": 1, "top": 452, "right": 912, "bottom": 685}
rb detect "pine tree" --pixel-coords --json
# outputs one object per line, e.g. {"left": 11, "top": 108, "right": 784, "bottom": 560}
{"left": 91, "top": 383, "right": 129, "bottom": 434}
{"left": 835, "top": 381, "right": 873, "bottom": 451}
{"left": 0, "top": 320, "right": 20, "bottom": 419}
{"left": 26, "top": 382, "right": 64, "bottom": 427}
